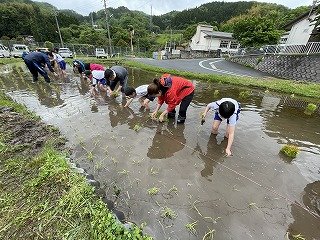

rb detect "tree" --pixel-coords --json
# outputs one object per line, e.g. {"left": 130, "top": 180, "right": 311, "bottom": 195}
{"left": 221, "top": 4, "right": 286, "bottom": 47}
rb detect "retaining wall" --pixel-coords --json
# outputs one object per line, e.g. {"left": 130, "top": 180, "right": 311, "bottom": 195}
{"left": 229, "top": 55, "right": 320, "bottom": 82}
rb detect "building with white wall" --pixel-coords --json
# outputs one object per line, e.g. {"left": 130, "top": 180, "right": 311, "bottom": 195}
{"left": 189, "top": 24, "right": 239, "bottom": 53}
{"left": 281, "top": 9, "right": 319, "bottom": 45}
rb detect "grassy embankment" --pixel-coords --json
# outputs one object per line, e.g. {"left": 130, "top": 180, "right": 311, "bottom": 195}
{"left": 0, "top": 92, "right": 151, "bottom": 239}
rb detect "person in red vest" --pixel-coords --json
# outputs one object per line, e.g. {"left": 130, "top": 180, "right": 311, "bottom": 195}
{"left": 147, "top": 73, "right": 195, "bottom": 124}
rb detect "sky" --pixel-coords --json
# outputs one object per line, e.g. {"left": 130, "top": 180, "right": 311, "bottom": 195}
{"left": 34, "top": 0, "right": 314, "bottom": 16}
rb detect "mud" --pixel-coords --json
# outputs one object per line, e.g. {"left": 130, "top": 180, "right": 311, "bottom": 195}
{"left": 0, "top": 63, "right": 319, "bottom": 240}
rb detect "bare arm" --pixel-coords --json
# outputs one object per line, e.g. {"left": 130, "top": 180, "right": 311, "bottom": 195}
{"left": 124, "top": 98, "right": 133, "bottom": 108}
{"left": 151, "top": 103, "right": 162, "bottom": 118}
{"left": 225, "top": 125, "right": 235, "bottom": 156}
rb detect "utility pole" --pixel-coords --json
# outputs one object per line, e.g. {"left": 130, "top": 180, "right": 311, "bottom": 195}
{"left": 91, "top": 12, "right": 94, "bottom": 28}
{"left": 150, "top": 5, "right": 153, "bottom": 32}
{"left": 103, "top": 0, "right": 112, "bottom": 55}
{"left": 54, "top": 11, "right": 64, "bottom": 47}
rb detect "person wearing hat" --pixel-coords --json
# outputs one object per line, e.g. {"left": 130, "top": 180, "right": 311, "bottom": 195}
{"left": 84, "top": 70, "right": 107, "bottom": 95}
{"left": 147, "top": 73, "right": 195, "bottom": 124}
{"left": 104, "top": 66, "right": 128, "bottom": 96}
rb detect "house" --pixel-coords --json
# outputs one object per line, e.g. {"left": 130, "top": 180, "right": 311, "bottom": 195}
{"left": 280, "top": 6, "right": 319, "bottom": 45}
{"left": 189, "top": 24, "right": 239, "bottom": 53}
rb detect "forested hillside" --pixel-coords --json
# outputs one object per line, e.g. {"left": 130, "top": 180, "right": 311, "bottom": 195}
{"left": 0, "top": 0, "right": 313, "bottom": 49}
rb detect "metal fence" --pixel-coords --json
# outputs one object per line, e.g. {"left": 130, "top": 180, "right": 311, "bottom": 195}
{"left": 236, "top": 42, "right": 320, "bottom": 56}
{"left": 0, "top": 40, "right": 150, "bottom": 57}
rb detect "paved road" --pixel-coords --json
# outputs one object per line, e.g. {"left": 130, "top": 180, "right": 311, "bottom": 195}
{"left": 132, "top": 58, "right": 271, "bottom": 78}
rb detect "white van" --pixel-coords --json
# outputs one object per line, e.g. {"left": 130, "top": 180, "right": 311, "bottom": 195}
{"left": 95, "top": 48, "right": 108, "bottom": 58}
{"left": 58, "top": 47, "right": 73, "bottom": 58}
{"left": 11, "top": 44, "right": 30, "bottom": 58}
{"left": 0, "top": 44, "right": 11, "bottom": 58}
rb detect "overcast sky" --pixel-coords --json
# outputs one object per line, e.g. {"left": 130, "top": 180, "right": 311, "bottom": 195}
{"left": 34, "top": 0, "right": 313, "bottom": 16}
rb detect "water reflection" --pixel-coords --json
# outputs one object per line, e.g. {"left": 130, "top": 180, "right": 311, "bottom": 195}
{"left": 287, "top": 181, "right": 320, "bottom": 239}
{"left": 147, "top": 121, "right": 186, "bottom": 159}
{"left": 194, "top": 134, "right": 226, "bottom": 181}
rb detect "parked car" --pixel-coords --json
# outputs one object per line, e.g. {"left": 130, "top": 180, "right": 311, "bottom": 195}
{"left": 11, "top": 44, "right": 30, "bottom": 58}
{"left": 58, "top": 47, "right": 73, "bottom": 58}
{"left": 36, "top": 47, "right": 50, "bottom": 53}
{"left": 95, "top": 48, "right": 108, "bottom": 58}
{"left": 0, "top": 44, "right": 11, "bottom": 58}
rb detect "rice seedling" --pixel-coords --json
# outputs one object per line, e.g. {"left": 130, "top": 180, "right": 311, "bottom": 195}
{"left": 168, "top": 185, "right": 178, "bottom": 195}
{"left": 147, "top": 187, "right": 160, "bottom": 196}
{"left": 161, "top": 207, "right": 177, "bottom": 220}
{"left": 118, "top": 169, "right": 129, "bottom": 175}
{"left": 239, "top": 90, "right": 251, "bottom": 99}
{"left": 133, "top": 123, "right": 143, "bottom": 132}
{"left": 280, "top": 144, "right": 299, "bottom": 159}
{"left": 304, "top": 103, "right": 317, "bottom": 115}
{"left": 185, "top": 221, "right": 197, "bottom": 234}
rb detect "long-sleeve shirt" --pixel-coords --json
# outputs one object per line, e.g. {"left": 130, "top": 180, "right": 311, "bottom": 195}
{"left": 24, "top": 52, "right": 54, "bottom": 72}
{"left": 158, "top": 74, "right": 194, "bottom": 112}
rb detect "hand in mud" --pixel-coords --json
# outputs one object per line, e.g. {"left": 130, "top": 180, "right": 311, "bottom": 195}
{"left": 150, "top": 111, "right": 157, "bottom": 119}
{"left": 225, "top": 148, "right": 232, "bottom": 157}
{"left": 159, "top": 114, "right": 165, "bottom": 122}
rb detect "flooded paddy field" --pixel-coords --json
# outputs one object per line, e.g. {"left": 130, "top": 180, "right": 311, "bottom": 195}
{"left": 1, "top": 64, "right": 319, "bottom": 240}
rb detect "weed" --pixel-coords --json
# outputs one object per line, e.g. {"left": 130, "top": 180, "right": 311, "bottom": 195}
{"left": 147, "top": 187, "right": 160, "bottom": 196}
{"left": 280, "top": 144, "right": 299, "bottom": 159}
{"left": 161, "top": 207, "right": 177, "bottom": 219}
{"left": 213, "top": 90, "right": 219, "bottom": 97}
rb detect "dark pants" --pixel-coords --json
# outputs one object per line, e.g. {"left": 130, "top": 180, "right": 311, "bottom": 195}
{"left": 169, "top": 91, "right": 194, "bottom": 119}
{"left": 24, "top": 59, "right": 50, "bottom": 82}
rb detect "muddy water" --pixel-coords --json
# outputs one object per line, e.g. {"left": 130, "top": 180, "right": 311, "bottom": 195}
{"left": 1, "top": 64, "right": 320, "bottom": 240}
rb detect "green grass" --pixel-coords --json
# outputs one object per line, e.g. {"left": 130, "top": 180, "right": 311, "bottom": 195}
{"left": 0, "top": 58, "right": 24, "bottom": 65}
{"left": 0, "top": 92, "right": 151, "bottom": 239}
{"left": 0, "top": 92, "right": 39, "bottom": 120}
{"left": 124, "top": 60, "right": 320, "bottom": 99}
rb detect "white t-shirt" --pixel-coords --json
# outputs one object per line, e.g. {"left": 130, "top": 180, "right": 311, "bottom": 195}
{"left": 91, "top": 70, "right": 105, "bottom": 85}
{"left": 207, "top": 98, "right": 240, "bottom": 126}
{"left": 135, "top": 85, "right": 148, "bottom": 98}
{"left": 54, "top": 53, "right": 64, "bottom": 63}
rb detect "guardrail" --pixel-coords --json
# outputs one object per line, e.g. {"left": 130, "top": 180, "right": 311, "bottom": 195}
{"left": 236, "top": 42, "right": 320, "bottom": 56}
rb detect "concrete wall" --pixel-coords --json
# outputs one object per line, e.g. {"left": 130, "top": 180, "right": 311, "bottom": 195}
{"left": 229, "top": 55, "right": 320, "bottom": 82}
